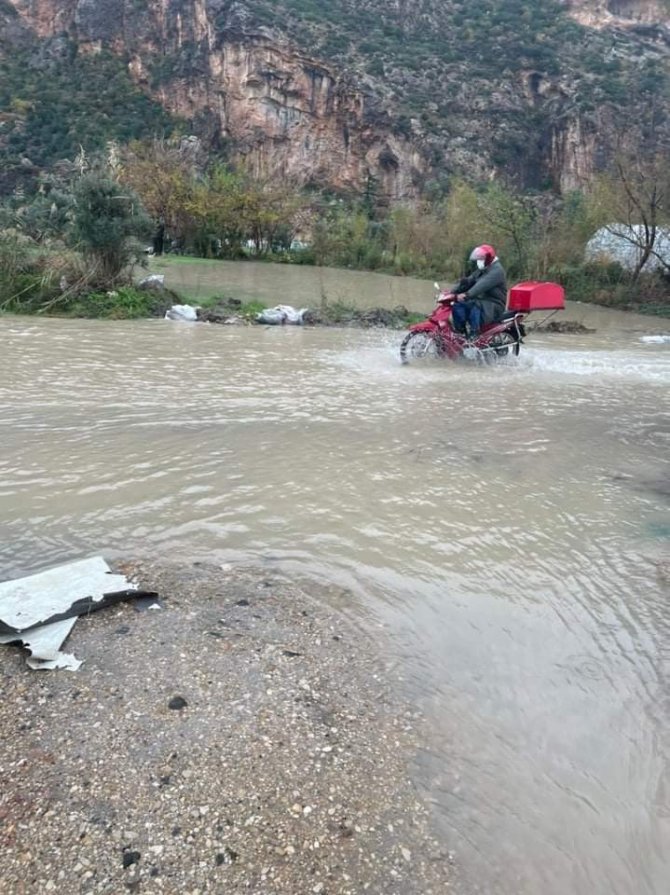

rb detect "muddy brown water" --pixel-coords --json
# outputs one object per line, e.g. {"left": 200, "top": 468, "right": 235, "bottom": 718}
{"left": 2, "top": 264, "right": 669, "bottom": 895}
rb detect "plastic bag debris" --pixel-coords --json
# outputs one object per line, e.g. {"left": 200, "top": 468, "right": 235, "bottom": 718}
{"left": 165, "top": 304, "right": 199, "bottom": 321}
{"left": 257, "top": 305, "right": 308, "bottom": 325}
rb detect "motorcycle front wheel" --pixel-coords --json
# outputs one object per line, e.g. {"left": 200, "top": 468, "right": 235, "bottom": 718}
{"left": 400, "top": 331, "right": 443, "bottom": 364}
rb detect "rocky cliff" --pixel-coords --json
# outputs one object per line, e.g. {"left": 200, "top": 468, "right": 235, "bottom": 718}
{"left": 2, "top": 0, "right": 669, "bottom": 198}
{"left": 563, "top": 0, "right": 668, "bottom": 27}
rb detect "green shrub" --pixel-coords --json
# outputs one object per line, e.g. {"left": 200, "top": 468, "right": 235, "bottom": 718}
{"left": 62, "top": 286, "right": 166, "bottom": 319}
{"left": 70, "top": 175, "right": 150, "bottom": 284}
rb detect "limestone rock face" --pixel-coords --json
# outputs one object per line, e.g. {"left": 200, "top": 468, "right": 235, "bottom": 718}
{"left": 3, "top": 0, "right": 669, "bottom": 197}
{"left": 152, "top": 37, "right": 424, "bottom": 200}
{"left": 5, "top": 0, "right": 425, "bottom": 197}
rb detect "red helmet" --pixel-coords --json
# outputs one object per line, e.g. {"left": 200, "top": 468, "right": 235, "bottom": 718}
{"left": 469, "top": 244, "right": 496, "bottom": 267}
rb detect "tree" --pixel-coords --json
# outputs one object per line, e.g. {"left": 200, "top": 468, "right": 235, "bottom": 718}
{"left": 120, "top": 139, "right": 197, "bottom": 249}
{"left": 388, "top": 202, "right": 450, "bottom": 274}
{"left": 224, "top": 166, "right": 309, "bottom": 256}
{"left": 443, "top": 181, "right": 483, "bottom": 274}
{"left": 537, "top": 190, "right": 595, "bottom": 271}
{"left": 477, "top": 183, "right": 536, "bottom": 278}
{"left": 70, "top": 175, "right": 150, "bottom": 283}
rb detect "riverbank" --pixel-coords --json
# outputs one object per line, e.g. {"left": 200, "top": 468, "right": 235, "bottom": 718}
{"left": 2, "top": 251, "right": 668, "bottom": 322}
{"left": 189, "top": 297, "right": 594, "bottom": 333}
{"left": 194, "top": 296, "right": 423, "bottom": 329}
{"left": 150, "top": 256, "right": 670, "bottom": 319}
{"left": 1, "top": 561, "right": 451, "bottom": 895}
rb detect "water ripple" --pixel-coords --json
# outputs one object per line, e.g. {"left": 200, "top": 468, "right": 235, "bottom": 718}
{"left": 1, "top": 316, "right": 669, "bottom": 895}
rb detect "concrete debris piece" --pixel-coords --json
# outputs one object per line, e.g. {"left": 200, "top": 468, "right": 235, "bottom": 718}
{"left": 0, "top": 618, "right": 81, "bottom": 671}
{"left": 0, "top": 556, "right": 158, "bottom": 671}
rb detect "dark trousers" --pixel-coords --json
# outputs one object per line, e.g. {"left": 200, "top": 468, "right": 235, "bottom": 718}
{"left": 452, "top": 300, "right": 483, "bottom": 337}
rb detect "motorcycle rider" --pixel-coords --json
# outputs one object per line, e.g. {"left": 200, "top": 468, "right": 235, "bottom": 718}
{"left": 446, "top": 245, "right": 508, "bottom": 339}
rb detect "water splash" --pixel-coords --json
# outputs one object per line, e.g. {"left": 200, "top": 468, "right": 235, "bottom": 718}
{"left": 520, "top": 347, "right": 670, "bottom": 383}
{"left": 640, "top": 335, "right": 670, "bottom": 344}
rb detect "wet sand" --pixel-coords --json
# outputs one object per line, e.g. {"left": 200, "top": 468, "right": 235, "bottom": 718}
{"left": 0, "top": 561, "right": 451, "bottom": 894}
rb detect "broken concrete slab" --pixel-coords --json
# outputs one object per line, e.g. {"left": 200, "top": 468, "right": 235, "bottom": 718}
{"left": 0, "top": 556, "right": 158, "bottom": 670}
{"left": 0, "top": 618, "right": 81, "bottom": 671}
{"left": 0, "top": 556, "right": 157, "bottom": 635}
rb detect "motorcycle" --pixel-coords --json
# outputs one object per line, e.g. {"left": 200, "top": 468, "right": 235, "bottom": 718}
{"left": 399, "top": 280, "right": 565, "bottom": 365}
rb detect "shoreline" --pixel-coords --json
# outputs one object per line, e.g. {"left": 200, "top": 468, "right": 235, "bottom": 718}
{"left": 1, "top": 561, "right": 452, "bottom": 894}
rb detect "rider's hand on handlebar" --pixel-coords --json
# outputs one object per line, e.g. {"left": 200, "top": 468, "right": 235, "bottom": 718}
{"left": 437, "top": 292, "right": 455, "bottom": 303}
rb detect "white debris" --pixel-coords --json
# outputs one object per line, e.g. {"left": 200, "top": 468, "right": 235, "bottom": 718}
{"left": 0, "top": 618, "right": 81, "bottom": 671}
{"left": 640, "top": 335, "right": 670, "bottom": 344}
{"left": 0, "top": 556, "right": 150, "bottom": 671}
{"left": 139, "top": 274, "right": 166, "bottom": 289}
{"left": 165, "top": 304, "right": 199, "bottom": 322}
{"left": 257, "top": 305, "right": 308, "bottom": 325}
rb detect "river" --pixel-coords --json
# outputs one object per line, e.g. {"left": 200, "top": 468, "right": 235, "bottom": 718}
{"left": 1, "top": 267, "right": 669, "bottom": 895}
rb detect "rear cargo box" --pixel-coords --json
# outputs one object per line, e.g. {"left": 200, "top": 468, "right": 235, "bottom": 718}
{"left": 507, "top": 281, "right": 565, "bottom": 312}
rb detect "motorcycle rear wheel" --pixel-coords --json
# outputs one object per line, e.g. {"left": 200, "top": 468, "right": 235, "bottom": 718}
{"left": 400, "top": 331, "right": 442, "bottom": 364}
{"left": 484, "top": 331, "right": 519, "bottom": 361}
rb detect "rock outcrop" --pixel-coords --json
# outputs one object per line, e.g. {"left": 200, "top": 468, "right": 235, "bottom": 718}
{"left": 563, "top": 0, "right": 668, "bottom": 28}
{"left": 5, "top": 0, "right": 425, "bottom": 198}
{"left": 3, "top": 0, "right": 669, "bottom": 197}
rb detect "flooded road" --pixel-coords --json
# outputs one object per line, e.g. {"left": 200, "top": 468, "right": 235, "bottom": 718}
{"left": 1, "top": 296, "right": 669, "bottom": 894}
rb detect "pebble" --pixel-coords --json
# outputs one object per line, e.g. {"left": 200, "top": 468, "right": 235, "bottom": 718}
{"left": 168, "top": 695, "right": 188, "bottom": 711}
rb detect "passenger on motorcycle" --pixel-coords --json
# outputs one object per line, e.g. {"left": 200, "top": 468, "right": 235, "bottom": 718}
{"left": 445, "top": 245, "right": 508, "bottom": 339}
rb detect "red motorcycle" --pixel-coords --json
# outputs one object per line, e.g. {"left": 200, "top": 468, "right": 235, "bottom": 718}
{"left": 400, "top": 280, "right": 565, "bottom": 364}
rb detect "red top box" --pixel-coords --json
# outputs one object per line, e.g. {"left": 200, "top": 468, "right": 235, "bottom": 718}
{"left": 507, "top": 281, "right": 565, "bottom": 312}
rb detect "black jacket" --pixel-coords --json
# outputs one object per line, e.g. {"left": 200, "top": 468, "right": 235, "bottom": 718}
{"left": 454, "top": 260, "right": 508, "bottom": 322}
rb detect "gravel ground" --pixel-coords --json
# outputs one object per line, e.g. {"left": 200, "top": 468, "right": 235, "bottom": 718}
{"left": 0, "top": 561, "right": 452, "bottom": 894}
